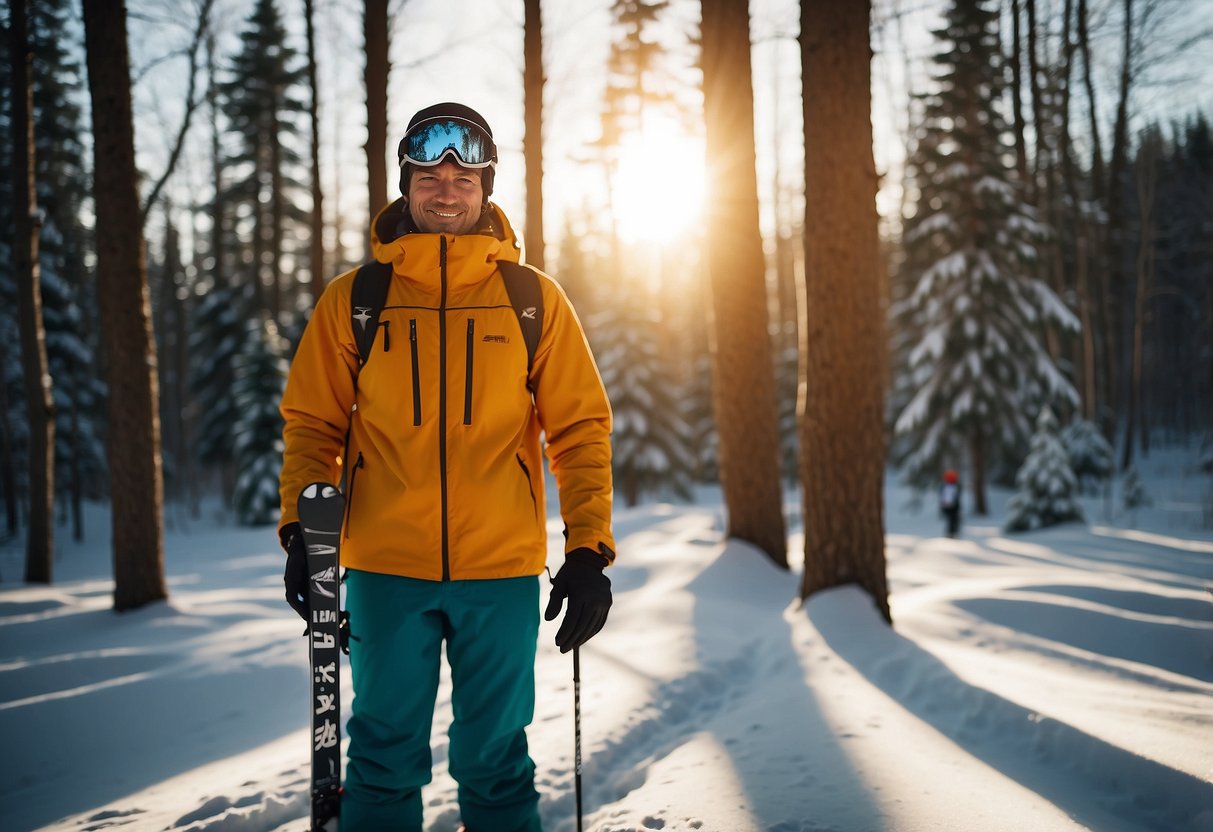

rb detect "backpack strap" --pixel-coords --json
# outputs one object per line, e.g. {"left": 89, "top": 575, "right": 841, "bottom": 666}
{"left": 341, "top": 260, "right": 392, "bottom": 491}
{"left": 499, "top": 261, "right": 543, "bottom": 378}
{"left": 350, "top": 260, "right": 393, "bottom": 365}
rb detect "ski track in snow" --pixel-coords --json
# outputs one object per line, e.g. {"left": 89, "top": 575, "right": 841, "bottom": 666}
{"left": 546, "top": 645, "right": 763, "bottom": 832}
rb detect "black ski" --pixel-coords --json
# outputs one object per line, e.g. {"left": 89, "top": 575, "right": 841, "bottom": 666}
{"left": 298, "top": 482, "right": 346, "bottom": 831}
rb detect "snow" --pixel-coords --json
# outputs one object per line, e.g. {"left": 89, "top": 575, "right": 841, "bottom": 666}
{"left": 2, "top": 448, "right": 1212, "bottom": 832}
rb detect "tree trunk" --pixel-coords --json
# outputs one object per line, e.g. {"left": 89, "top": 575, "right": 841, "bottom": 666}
{"left": 1026, "top": 0, "right": 1063, "bottom": 365}
{"left": 305, "top": 0, "right": 325, "bottom": 303}
{"left": 1059, "top": 0, "right": 1097, "bottom": 422}
{"left": 68, "top": 360, "right": 83, "bottom": 542}
{"left": 11, "top": 0, "right": 56, "bottom": 583}
{"left": 1105, "top": 0, "right": 1134, "bottom": 445}
{"left": 1078, "top": 0, "right": 1112, "bottom": 432}
{"left": 700, "top": 0, "right": 787, "bottom": 567}
{"left": 159, "top": 207, "right": 188, "bottom": 519}
{"left": 1076, "top": 235, "right": 1098, "bottom": 421}
{"left": 251, "top": 128, "right": 267, "bottom": 315}
{"left": 207, "top": 29, "right": 225, "bottom": 293}
{"left": 270, "top": 107, "right": 284, "bottom": 320}
{"left": 798, "top": 0, "right": 889, "bottom": 621}
{"left": 0, "top": 337, "right": 17, "bottom": 537}
{"left": 1122, "top": 134, "right": 1156, "bottom": 470}
{"left": 1009, "top": 0, "right": 1030, "bottom": 188}
{"left": 523, "top": 0, "right": 546, "bottom": 271}
{"left": 1206, "top": 264, "right": 1213, "bottom": 435}
{"left": 1026, "top": 0, "right": 1046, "bottom": 198}
{"left": 83, "top": 0, "right": 168, "bottom": 611}
{"left": 364, "top": 0, "right": 390, "bottom": 229}
{"left": 1077, "top": 0, "right": 1104, "bottom": 202}
{"left": 969, "top": 429, "right": 988, "bottom": 515}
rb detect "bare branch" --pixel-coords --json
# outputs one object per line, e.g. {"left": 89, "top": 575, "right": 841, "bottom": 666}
{"left": 140, "top": 0, "right": 215, "bottom": 228}
{"left": 132, "top": 47, "right": 190, "bottom": 86}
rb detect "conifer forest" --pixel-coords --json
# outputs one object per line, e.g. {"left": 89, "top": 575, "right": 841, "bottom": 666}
{"left": 2, "top": 0, "right": 1211, "bottom": 610}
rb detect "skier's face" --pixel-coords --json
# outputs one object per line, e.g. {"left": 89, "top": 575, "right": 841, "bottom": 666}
{"left": 407, "top": 161, "right": 484, "bottom": 235}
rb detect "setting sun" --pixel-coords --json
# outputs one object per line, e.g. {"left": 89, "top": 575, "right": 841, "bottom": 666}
{"left": 610, "top": 116, "right": 707, "bottom": 244}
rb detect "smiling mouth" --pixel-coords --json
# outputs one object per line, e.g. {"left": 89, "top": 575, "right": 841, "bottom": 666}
{"left": 429, "top": 208, "right": 462, "bottom": 218}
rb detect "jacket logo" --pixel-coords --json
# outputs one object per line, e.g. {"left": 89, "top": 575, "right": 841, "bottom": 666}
{"left": 353, "top": 307, "right": 373, "bottom": 330}
{"left": 483, "top": 334, "right": 509, "bottom": 344}
{"left": 520, "top": 307, "right": 537, "bottom": 320}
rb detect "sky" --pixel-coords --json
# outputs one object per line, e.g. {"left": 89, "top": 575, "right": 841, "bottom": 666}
{"left": 1, "top": 445, "right": 1210, "bottom": 831}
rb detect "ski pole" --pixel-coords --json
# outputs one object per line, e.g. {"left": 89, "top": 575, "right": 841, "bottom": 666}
{"left": 574, "top": 646, "right": 583, "bottom": 832}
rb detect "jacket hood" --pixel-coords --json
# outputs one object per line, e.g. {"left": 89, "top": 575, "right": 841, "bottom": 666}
{"left": 370, "top": 198, "right": 522, "bottom": 271}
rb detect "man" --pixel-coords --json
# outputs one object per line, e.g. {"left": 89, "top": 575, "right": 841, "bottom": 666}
{"left": 278, "top": 102, "right": 615, "bottom": 832}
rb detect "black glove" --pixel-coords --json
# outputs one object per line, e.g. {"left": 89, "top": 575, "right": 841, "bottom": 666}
{"left": 280, "top": 522, "right": 309, "bottom": 622}
{"left": 544, "top": 547, "right": 612, "bottom": 653}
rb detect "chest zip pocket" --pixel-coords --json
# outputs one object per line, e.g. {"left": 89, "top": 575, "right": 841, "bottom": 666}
{"left": 464, "top": 318, "right": 475, "bottom": 425}
{"left": 409, "top": 319, "right": 421, "bottom": 426}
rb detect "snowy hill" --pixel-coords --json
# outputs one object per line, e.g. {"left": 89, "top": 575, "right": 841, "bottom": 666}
{"left": 1, "top": 449, "right": 1210, "bottom": 832}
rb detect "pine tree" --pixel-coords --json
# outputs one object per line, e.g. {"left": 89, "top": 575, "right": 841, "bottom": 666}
{"left": 590, "top": 293, "right": 695, "bottom": 507}
{"left": 1121, "top": 465, "right": 1149, "bottom": 513}
{"left": 1005, "top": 407, "right": 1083, "bottom": 532}
{"left": 1164, "top": 116, "right": 1213, "bottom": 440}
{"left": 191, "top": 284, "right": 244, "bottom": 478}
{"left": 220, "top": 0, "right": 308, "bottom": 323}
{"left": 893, "top": 0, "right": 1078, "bottom": 515}
{"left": 232, "top": 317, "right": 288, "bottom": 525}
{"left": 1060, "top": 417, "right": 1113, "bottom": 495}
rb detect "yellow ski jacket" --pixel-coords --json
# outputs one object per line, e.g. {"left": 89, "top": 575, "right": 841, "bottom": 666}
{"left": 279, "top": 200, "right": 614, "bottom": 581}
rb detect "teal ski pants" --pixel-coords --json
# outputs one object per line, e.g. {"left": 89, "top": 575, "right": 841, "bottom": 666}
{"left": 340, "top": 570, "right": 543, "bottom": 832}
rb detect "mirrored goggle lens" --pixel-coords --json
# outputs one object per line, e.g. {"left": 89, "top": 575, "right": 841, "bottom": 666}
{"left": 402, "top": 119, "right": 496, "bottom": 168}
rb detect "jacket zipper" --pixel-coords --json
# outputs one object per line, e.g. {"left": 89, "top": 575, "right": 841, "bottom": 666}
{"left": 343, "top": 452, "right": 364, "bottom": 539}
{"left": 381, "top": 320, "right": 391, "bottom": 352}
{"left": 409, "top": 319, "right": 421, "bottom": 426}
{"left": 438, "top": 236, "right": 450, "bottom": 581}
{"left": 464, "top": 318, "right": 475, "bottom": 425}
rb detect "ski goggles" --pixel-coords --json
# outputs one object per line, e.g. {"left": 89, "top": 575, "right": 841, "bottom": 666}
{"left": 400, "top": 117, "right": 497, "bottom": 169}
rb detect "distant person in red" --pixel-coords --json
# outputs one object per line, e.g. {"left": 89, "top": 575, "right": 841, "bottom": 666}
{"left": 940, "top": 469, "right": 962, "bottom": 538}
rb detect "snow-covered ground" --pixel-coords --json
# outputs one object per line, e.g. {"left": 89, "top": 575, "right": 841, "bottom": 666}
{"left": 1, "top": 447, "right": 1211, "bottom": 832}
